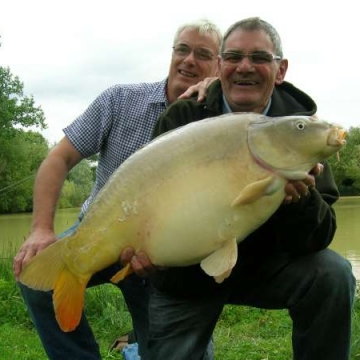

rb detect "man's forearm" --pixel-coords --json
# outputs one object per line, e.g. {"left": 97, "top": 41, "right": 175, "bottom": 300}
{"left": 30, "top": 155, "right": 70, "bottom": 233}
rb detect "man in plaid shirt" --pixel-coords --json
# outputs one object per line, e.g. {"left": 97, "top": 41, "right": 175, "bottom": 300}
{"left": 14, "top": 19, "right": 222, "bottom": 360}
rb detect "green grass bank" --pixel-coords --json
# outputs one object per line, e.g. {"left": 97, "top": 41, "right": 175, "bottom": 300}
{"left": 1, "top": 252, "right": 359, "bottom": 360}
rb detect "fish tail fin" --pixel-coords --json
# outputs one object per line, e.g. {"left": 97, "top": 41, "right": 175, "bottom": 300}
{"left": 53, "top": 270, "right": 88, "bottom": 332}
{"left": 19, "top": 240, "right": 89, "bottom": 332}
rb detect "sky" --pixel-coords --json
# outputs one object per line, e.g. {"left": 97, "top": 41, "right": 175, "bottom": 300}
{"left": 0, "top": 0, "right": 359, "bottom": 144}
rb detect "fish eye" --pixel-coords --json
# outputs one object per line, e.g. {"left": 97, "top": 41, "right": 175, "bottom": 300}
{"left": 295, "top": 120, "right": 306, "bottom": 131}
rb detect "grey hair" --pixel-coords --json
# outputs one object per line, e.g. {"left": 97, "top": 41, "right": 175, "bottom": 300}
{"left": 173, "top": 19, "right": 222, "bottom": 54}
{"left": 221, "top": 17, "right": 283, "bottom": 58}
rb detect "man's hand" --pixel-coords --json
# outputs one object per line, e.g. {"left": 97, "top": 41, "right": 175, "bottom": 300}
{"left": 283, "top": 163, "right": 324, "bottom": 204}
{"left": 178, "top": 77, "right": 218, "bottom": 102}
{"left": 120, "top": 248, "right": 157, "bottom": 278}
{"left": 13, "top": 229, "right": 57, "bottom": 281}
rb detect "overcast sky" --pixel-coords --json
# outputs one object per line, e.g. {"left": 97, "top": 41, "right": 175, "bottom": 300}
{"left": 1, "top": 0, "right": 359, "bottom": 144}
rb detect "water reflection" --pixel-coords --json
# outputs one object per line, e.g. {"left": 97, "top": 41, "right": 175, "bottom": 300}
{"left": 331, "top": 197, "right": 360, "bottom": 280}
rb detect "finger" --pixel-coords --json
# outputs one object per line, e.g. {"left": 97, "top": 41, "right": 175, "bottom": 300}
{"left": 13, "top": 252, "right": 25, "bottom": 280}
{"left": 119, "top": 247, "right": 135, "bottom": 266}
{"left": 197, "top": 90, "right": 205, "bottom": 102}
{"left": 299, "top": 175, "right": 315, "bottom": 190}
{"left": 13, "top": 248, "right": 36, "bottom": 280}
{"left": 197, "top": 83, "right": 209, "bottom": 102}
{"left": 311, "top": 163, "right": 324, "bottom": 177}
{"left": 178, "top": 85, "right": 197, "bottom": 99}
{"left": 197, "top": 78, "right": 213, "bottom": 102}
{"left": 131, "top": 252, "right": 156, "bottom": 277}
{"left": 284, "top": 183, "right": 301, "bottom": 202}
{"left": 294, "top": 181, "right": 310, "bottom": 196}
{"left": 130, "top": 256, "right": 149, "bottom": 278}
{"left": 282, "top": 194, "right": 293, "bottom": 205}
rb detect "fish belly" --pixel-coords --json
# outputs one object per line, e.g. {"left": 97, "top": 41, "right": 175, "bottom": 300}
{"left": 135, "top": 157, "right": 285, "bottom": 266}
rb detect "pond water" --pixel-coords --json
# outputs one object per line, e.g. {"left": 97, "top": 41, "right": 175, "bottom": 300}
{"left": 331, "top": 197, "right": 360, "bottom": 280}
{"left": 1, "top": 198, "right": 360, "bottom": 279}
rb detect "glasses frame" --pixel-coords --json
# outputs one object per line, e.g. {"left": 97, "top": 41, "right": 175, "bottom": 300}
{"left": 221, "top": 51, "right": 282, "bottom": 65}
{"left": 172, "top": 44, "right": 215, "bottom": 61}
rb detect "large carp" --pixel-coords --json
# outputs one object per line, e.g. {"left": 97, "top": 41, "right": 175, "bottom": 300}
{"left": 19, "top": 113, "right": 346, "bottom": 332}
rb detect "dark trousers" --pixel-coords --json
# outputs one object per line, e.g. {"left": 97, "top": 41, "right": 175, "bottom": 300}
{"left": 147, "top": 249, "right": 356, "bottom": 360}
{"left": 19, "top": 269, "right": 150, "bottom": 360}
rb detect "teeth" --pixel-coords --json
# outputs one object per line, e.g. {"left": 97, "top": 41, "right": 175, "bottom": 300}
{"left": 179, "top": 70, "right": 195, "bottom": 78}
{"left": 234, "top": 81, "right": 256, "bottom": 85}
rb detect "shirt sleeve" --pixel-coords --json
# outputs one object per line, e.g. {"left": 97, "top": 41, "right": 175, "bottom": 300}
{"left": 63, "top": 87, "right": 119, "bottom": 157}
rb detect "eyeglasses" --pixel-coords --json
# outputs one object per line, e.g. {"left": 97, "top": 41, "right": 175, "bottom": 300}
{"left": 221, "top": 51, "right": 282, "bottom": 65}
{"left": 173, "top": 44, "right": 215, "bottom": 61}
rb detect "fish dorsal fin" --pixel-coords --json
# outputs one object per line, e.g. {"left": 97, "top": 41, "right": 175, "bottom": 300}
{"left": 200, "top": 238, "right": 238, "bottom": 284}
{"left": 231, "top": 176, "right": 278, "bottom": 206}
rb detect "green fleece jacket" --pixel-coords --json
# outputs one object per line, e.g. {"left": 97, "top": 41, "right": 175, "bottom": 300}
{"left": 150, "top": 80, "right": 340, "bottom": 297}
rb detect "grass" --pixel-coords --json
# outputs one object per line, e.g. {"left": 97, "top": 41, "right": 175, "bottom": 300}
{"left": 1, "top": 249, "right": 359, "bottom": 360}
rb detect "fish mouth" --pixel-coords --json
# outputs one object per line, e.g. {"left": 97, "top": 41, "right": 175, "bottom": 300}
{"left": 327, "top": 127, "right": 347, "bottom": 147}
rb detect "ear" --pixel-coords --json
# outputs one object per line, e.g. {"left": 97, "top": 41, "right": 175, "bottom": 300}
{"left": 275, "top": 59, "right": 288, "bottom": 85}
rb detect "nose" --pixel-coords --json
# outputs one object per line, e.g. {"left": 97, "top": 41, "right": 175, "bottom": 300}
{"left": 183, "top": 50, "right": 196, "bottom": 64}
{"left": 235, "top": 56, "right": 254, "bottom": 71}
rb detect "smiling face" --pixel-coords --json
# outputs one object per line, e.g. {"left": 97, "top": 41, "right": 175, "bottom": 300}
{"left": 167, "top": 28, "right": 219, "bottom": 104}
{"left": 219, "top": 28, "right": 288, "bottom": 113}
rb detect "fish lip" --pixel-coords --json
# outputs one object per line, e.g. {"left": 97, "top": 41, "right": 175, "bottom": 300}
{"left": 327, "top": 127, "right": 347, "bottom": 147}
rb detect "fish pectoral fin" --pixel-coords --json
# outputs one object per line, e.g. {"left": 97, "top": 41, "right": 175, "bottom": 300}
{"left": 231, "top": 176, "right": 277, "bottom": 206}
{"left": 110, "top": 263, "right": 134, "bottom": 284}
{"left": 53, "top": 269, "right": 89, "bottom": 332}
{"left": 200, "top": 238, "right": 238, "bottom": 284}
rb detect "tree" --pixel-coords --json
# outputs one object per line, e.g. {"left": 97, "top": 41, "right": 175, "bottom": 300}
{"left": 328, "top": 126, "right": 360, "bottom": 196}
{"left": 0, "top": 67, "right": 46, "bottom": 137}
{"left": 66, "top": 160, "right": 94, "bottom": 207}
{"left": 0, "top": 37, "right": 49, "bottom": 212}
{"left": 0, "top": 130, "right": 49, "bottom": 213}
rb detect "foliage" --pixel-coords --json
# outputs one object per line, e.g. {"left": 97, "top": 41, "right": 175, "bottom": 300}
{"left": 0, "top": 66, "right": 46, "bottom": 137}
{"left": 0, "top": 130, "right": 49, "bottom": 213}
{"left": 0, "top": 41, "right": 95, "bottom": 213}
{"left": 0, "top": 44, "right": 49, "bottom": 213}
{"left": 67, "top": 160, "right": 94, "bottom": 206}
{"left": 57, "top": 160, "right": 94, "bottom": 209}
{"left": 329, "top": 127, "right": 360, "bottom": 196}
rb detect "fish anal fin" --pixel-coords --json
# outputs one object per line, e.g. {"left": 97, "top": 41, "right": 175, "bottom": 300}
{"left": 110, "top": 263, "right": 134, "bottom": 284}
{"left": 231, "top": 176, "right": 277, "bottom": 206}
{"left": 53, "top": 270, "right": 89, "bottom": 332}
{"left": 214, "top": 269, "right": 232, "bottom": 284}
{"left": 200, "top": 238, "right": 238, "bottom": 284}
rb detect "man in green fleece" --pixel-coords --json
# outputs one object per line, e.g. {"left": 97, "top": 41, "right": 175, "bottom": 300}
{"left": 148, "top": 17, "right": 356, "bottom": 360}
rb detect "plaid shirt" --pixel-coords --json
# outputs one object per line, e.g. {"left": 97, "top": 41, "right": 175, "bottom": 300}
{"left": 64, "top": 79, "right": 168, "bottom": 214}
